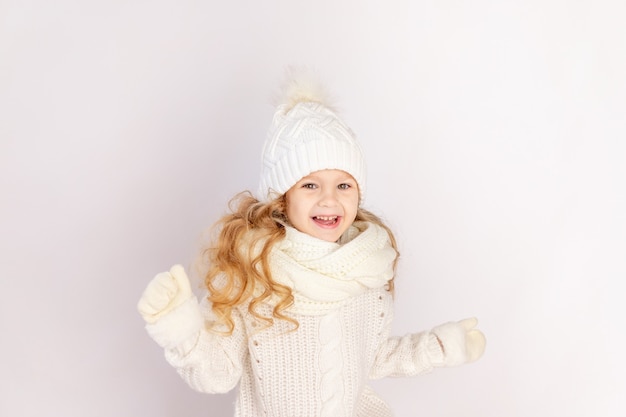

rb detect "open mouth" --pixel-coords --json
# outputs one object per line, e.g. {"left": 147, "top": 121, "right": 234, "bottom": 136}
{"left": 312, "top": 215, "right": 340, "bottom": 227}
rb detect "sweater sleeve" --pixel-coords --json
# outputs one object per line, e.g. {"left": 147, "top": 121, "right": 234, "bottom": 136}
{"left": 148, "top": 294, "right": 248, "bottom": 394}
{"left": 369, "top": 330, "right": 445, "bottom": 379}
{"left": 365, "top": 294, "right": 445, "bottom": 379}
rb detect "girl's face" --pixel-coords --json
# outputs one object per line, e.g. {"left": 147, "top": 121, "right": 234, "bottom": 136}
{"left": 285, "top": 169, "right": 359, "bottom": 242}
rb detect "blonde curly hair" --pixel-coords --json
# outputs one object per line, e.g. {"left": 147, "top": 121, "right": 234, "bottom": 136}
{"left": 202, "top": 191, "right": 398, "bottom": 335}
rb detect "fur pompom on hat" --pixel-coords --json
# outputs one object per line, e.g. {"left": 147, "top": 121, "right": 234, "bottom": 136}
{"left": 257, "top": 68, "right": 366, "bottom": 202}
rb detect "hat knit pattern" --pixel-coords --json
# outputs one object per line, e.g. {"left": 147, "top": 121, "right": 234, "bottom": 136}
{"left": 258, "top": 74, "right": 366, "bottom": 201}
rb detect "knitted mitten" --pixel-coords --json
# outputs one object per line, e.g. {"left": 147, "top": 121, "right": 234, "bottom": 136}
{"left": 431, "top": 317, "right": 486, "bottom": 367}
{"left": 137, "top": 264, "right": 203, "bottom": 348}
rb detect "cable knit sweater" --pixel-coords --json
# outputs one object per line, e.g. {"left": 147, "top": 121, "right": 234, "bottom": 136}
{"left": 146, "top": 222, "right": 447, "bottom": 416}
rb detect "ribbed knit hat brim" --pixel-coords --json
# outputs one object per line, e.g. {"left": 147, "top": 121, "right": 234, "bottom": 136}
{"left": 258, "top": 80, "right": 366, "bottom": 202}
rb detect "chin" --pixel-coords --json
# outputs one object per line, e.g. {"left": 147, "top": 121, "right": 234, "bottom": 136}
{"left": 319, "top": 230, "right": 346, "bottom": 242}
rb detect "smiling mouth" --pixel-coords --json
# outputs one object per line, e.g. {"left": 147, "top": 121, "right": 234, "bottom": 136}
{"left": 312, "top": 215, "right": 340, "bottom": 226}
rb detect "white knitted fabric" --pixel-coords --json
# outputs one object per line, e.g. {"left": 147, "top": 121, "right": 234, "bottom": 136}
{"left": 257, "top": 88, "right": 366, "bottom": 202}
{"left": 150, "top": 222, "right": 450, "bottom": 416}
{"left": 268, "top": 222, "right": 397, "bottom": 315}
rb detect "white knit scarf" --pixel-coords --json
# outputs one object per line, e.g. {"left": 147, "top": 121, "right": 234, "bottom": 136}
{"left": 269, "top": 221, "right": 397, "bottom": 315}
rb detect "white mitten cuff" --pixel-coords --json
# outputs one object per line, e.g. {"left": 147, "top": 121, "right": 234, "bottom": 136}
{"left": 431, "top": 321, "right": 468, "bottom": 367}
{"left": 423, "top": 333, "right": 446, "bottom": 367}
{"left": 145, "top": 296, "right": 204, "bottom": 349}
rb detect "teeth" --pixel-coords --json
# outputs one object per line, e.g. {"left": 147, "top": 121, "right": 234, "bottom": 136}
{"left": 315, "top": 216, "right": 337, "bottom": 221}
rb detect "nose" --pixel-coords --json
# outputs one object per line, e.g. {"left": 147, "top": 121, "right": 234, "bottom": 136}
{"left": 318, "top": 187, "right": 338, "bottom": 207}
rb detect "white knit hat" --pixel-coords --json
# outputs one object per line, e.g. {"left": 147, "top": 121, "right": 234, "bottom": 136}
{"left": 257, "top": 71, "right": 366, "bottom": 202}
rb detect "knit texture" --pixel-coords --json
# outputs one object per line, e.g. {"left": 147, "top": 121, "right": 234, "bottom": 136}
{"left": 151, "top": 222, "right": 447, "bottom": 416}
{"left": 268, "top": 222, "right": 397, "bottom": 315}
{"left": 258, "top": 100, "right": 366, "bottom": 202}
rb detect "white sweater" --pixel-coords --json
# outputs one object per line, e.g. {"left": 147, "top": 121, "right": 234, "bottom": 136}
{"left": 146, "top": 222, "right": 452, "bottom": 417}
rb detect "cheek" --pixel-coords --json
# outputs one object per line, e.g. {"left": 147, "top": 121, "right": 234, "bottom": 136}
{"left": 285, "top": 194, "right": 305, "bottom": 223}
{"left": 348, "top": 191, "right": 360, "bottom": 206}
{"left": 342, "top": 194, "right": 359, "bottom": 218}
{"left": 284, "top": 198, "right": 295, "bottom": 221}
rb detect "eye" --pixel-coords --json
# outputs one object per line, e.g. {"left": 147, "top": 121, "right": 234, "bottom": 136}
{"left": 302, "top": 183, "right": 317, "bottom": 189}
{"left": 338, "top": 183, "right": 352, "bottom": 190}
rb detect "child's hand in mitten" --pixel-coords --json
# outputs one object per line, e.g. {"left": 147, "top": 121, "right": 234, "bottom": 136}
{"left": 431, "top": 317, "right": 486, "bottom": 366}
{"left": 137, "top": 264, "right": 194, "bottom": 324}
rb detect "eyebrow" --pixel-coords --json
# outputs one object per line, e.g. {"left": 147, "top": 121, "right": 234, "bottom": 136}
{"left": 304, "top": 174, "right": 355, "bottom": 182}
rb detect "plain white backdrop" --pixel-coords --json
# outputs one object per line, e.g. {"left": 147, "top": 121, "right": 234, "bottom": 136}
{"left": 1, "top": 1, "right": 624, "bottom": 416}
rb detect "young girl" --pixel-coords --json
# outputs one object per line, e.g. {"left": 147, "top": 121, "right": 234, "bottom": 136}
{"left": 137, "top": 71, "right": 486, "bottom": 417}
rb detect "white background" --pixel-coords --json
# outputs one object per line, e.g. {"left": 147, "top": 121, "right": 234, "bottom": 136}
{"left": 1, "top": 1, "right": 624, "bottom": 416}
